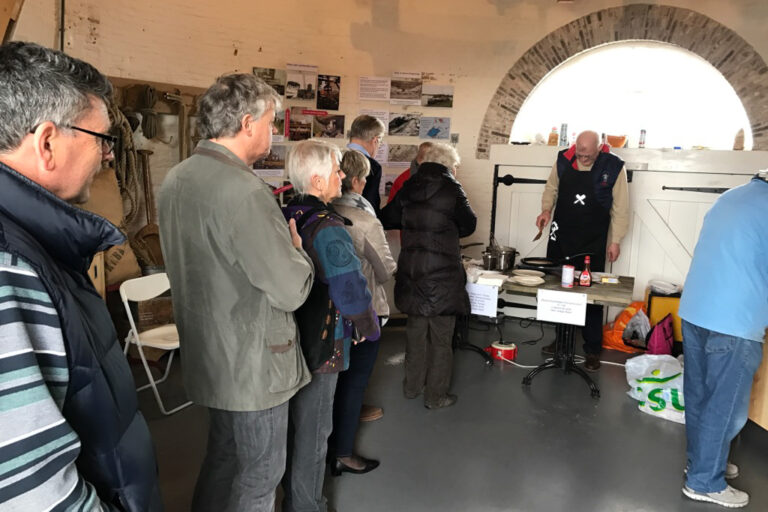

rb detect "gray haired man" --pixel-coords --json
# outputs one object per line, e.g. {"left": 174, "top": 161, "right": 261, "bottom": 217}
{"left": 158, "top": 74, "right": 315, "bottom": 512}
{"left": 348, "top": 114, "right": 386, "bottom": 216}
{"left": 0, "top": 42, "right": 162, "bottom": 510}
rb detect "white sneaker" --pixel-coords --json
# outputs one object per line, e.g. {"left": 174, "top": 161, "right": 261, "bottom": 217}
{"left": 684, "top": 462, "right": 739, "bottom": 480}
{"left": 682, "top": 485, "right": 749, "bottom": 508}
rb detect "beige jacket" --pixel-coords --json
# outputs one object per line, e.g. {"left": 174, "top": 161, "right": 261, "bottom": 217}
{"left": 158, "top": 140, "right": 314, "bottom": 411}
{"left": 333, "top": 198, "right": 396, "bottom": 316}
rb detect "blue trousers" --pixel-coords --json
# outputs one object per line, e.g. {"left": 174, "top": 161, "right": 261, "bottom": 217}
{"left": 683, "top": 320, "right": 763, "bottom": 493}
{"left": 192, "top": 403, "right": 288, "bottom": 512}
{"left": 329, "top": 338, "right": 380, "bottom": 457}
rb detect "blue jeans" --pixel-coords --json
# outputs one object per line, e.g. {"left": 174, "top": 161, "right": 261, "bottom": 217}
{"left": 192, "top": 403, "right": 289, "bottom": 512}
{"left": 330, "top": 338, "right": 380, "bottom": 457}
{"left": 683, "top": 320, "right": 763, "bottom": 493}
{"left": 283, "top": 372, "right": 339, "bottom": 512}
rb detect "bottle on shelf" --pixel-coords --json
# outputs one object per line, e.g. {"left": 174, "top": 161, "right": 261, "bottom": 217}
{"left": 579, "top": 256, "right": 592, "bottom": 287}
{"left": 547, "top": 127, "right": 559, "bottom": 146}
{"left": 559, "top": 123, "right": 569, "bottom": 146}
{"left": 639, "top": 129, "right": 646, "bottom": 148}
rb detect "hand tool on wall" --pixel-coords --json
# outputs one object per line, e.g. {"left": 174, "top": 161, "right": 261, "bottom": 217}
{"left": 132, "top": 149, "right": 164, "bottom": 266}
{"left": 164, "top": 92, "right": 188, "bottom": 162}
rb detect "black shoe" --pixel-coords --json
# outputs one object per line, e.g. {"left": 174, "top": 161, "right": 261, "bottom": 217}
{"left": 425, "top": 394, "right": 458, "bottom": 409}
{"left": 541, "top": 341, "right": 556, "bottom": 356}
{"left": 330, "top": 455, "right": 380, "bottom": 476}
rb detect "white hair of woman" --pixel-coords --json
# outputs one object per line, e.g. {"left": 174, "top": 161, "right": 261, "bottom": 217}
{"left": 286, "top": 139, "right": 343, "bottom": 195}
{"left": 421, "top": 142, "right": 460, "bottom": 172}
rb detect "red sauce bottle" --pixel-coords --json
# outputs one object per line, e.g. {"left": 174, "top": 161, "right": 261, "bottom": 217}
{"left": 579, "top": 256, "right": 592, "bottom": 287}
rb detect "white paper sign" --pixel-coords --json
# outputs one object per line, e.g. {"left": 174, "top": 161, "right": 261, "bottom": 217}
{"left": 536, "top": 289, "right": 587, "bottom": 326}
{"left": 359, "top": 76, "right": 391, "bottom": 101}
{"left": 466, "top": 283, "right": 498, "bottom": 318}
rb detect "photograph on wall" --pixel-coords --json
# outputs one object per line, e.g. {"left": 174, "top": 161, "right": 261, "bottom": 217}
{"left": 313, "top": 114, "right": 345, "bottom": 138}
{"left": 421, "top": 84, "right": 454, "bottom": 108}
{"left": 316, "top": 74, "right": 341, "bottom": 110}
{"left": 286, "top": 63, "right": 318, "bottom": 100}
{"left": 419, "top": 117, "right": 451, "bottom": 140}
{"left": 387, "top": 144, "right": 418, "bottom": 168}
{"left": 359, "top": 109, "right": 390, "bottom": 135}
{"left": 289, "top": 107, "right": 313, "bottom": 141}
{"left": 253, "top": 67, "right": 287, "bottom": 96}
{"left": 253, "top": 145, "right": 286, "bottom": 177}
{"left": 359, "top": 76, "right": 391, "bottom": 101}
{"left": 389, "top": 112, "right": 421, "bottom": 136}
{"left": 390, "top": 71, "right": 422, "bottom": 105}
{"left": 381, "top": 170, "right": 401, "bottom": 199}
{"left": 273, "top": 109, "right": 286, "bottom": 142}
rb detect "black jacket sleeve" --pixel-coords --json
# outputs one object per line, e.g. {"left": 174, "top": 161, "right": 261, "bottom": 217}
{"left": 379, "top": 194, "right": 403, "bottom": 230}
{"left": 454, "top": 185, "right": 477, "bottom": 238}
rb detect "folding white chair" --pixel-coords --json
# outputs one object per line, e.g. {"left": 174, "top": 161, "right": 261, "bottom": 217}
{"left": 119, "top": 272, "right": 192, "bottom": 415}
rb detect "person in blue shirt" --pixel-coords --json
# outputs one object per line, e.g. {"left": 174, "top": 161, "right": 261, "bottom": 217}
{"left": 678, "top": 173, "right": 768, "bottom": 509}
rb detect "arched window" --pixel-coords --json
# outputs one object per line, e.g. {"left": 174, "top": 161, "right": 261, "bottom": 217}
{"left": 509, "top": 41, "right": 753, "bottom": 151}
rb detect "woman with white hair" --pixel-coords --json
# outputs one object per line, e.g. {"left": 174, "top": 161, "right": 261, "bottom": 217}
{"left": 328, "top": 149, "right": 396, "bottom": 476}
{"left": 281, "top": 139, "right": 380, "bottom": 512}
{"left": 381, "top": 142, "right": 477, "bottom": 409}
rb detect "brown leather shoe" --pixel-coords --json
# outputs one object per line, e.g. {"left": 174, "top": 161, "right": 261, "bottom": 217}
{"left": 541, "top": 341, "right": 556, "bottom": 356}
{"left": 584, "top": 354, "right": 601, "bottom": 372}
{"left": 359, "top": 404, "right": 383, "bottom": 422}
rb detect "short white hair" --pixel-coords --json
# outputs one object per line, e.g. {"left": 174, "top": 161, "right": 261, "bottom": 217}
{"left": 422, "top": 142, "right": 460, "bottom": 170}
{"left": 286, "top": 139, "right": 342, "bottom": 195}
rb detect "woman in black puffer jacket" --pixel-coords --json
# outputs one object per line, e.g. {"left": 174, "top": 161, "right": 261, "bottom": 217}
{"left": 381, "top": 143, "right": 477, "bottom": 409}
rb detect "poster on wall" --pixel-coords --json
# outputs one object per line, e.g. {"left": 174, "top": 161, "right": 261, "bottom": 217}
{"left": 421, "top": 84, "right": 454, "bottom": 108}
{"left": 374, "top": 142, "right": 388, "bottom": 163}
{"left": 389, "top": 112, "right": 421, "bottom": 136}
{"left": 381, "top": 169, "right": 401, "bottom": 199}
{"left": 253, "top": 67, "right": 287, "bottom": 96}
{"left": 289, "top": 107, "right": 313, "bottom": 141}
{"left": 253, "top": 145, "right": 286, "bottom": 177}
{"left": 419, "top": 117, "right": 451, "bottom": 140}
{"left": 359, "top": 109, "right": 390, "bottom": 135}
{"left": 313, "top": 114, "right": 345, "bottom": 138}
{"left": 388, "top": 144, "right": 418, "bottom": 168}
{"left": 286, "top": 63, "right": 318, "bottom": 100}
{"left": 317, "top": 74, "right": 341, "bottom": 110}
{"left": 359, "top": 76, "right": 391, "bottom": 101}
{"left": 273, "top": 109, "right": 286, "bottom": 143}
{"left": 390, "top": 72, "right": 422, "bottom": 105}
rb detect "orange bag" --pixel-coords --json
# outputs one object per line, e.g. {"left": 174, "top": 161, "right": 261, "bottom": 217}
{"left": 602, "top": 301, "right": 646, "bottom": 353}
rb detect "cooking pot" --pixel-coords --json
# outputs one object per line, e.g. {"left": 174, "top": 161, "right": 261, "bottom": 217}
{"left": 496, "top": 247, "right": 517, "bottom": 271}
{"left": 482, "top": 251, "right": 498, "bottom": 270}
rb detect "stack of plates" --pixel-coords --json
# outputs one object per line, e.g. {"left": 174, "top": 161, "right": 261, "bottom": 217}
{"left": 510, "top": 275, "right": 545, "bottom": 286}
{"left": 512, "top": 269, "right": 545, "bottom": 277}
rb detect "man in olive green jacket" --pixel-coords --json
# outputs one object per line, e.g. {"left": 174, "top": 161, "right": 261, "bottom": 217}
{"left": 158, "top": 74, "right": 314, "bottom": 512}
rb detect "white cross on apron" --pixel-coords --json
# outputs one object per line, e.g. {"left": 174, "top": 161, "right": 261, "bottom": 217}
{"left": 574, "top": 194, "right": 586, "bottom": 205}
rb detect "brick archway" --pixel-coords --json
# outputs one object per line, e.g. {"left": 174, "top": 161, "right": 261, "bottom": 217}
{"left": 476, "top": 4, "right": 768, "bottom": 158}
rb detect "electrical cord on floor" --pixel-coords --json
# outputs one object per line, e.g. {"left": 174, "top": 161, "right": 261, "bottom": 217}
{"left": 516, "top": 317, "right": 545, "bottom": 345}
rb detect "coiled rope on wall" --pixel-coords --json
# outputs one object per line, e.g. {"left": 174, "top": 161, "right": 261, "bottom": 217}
{"left": 107, "top": 95, "right": 142, "bottom": 227}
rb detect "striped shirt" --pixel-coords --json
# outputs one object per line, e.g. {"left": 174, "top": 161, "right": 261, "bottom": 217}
{"left": 0, "top": 252, "right": 104, "bottom": 511}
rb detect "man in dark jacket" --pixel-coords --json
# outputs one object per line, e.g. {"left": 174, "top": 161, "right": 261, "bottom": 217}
{"left": 381, "top": 143, "right": 477, "bottom": 409}
{"left": 0, "top": 42, "right": 161, "bottom": 511}
{"left": 347, "top": 115, "right": 386, "bottom": 216}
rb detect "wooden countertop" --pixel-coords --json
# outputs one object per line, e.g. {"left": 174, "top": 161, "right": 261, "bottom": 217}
{"left": 500, "top": 273, "right": 635, "bottom": 308}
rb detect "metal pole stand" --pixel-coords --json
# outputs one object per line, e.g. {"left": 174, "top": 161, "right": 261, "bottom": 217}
{"left": 522, "top": 323, "right": 600, "bottom": 398}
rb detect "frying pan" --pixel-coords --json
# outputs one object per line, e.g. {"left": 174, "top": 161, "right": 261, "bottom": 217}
{"left": 519, "top": 252, "right": 593, "bottom": 272}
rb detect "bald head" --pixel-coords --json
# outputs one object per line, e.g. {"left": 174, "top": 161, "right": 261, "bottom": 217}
{"left": 575, "top": 130, "right": 600, "bottom": 167}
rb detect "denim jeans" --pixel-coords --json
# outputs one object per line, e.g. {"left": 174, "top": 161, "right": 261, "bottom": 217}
{"left": 282, "top": 372, "right": 339, "bottom": 512}
{"left": 329, "top": 338, "right": 380, "bottom": 457}
{"left": 404, "top": 315, "right": 456, "bottom": 404}
{"left": 191, "top": 403, "right": 289, "bottom": 512}
{"left": 683, "top": 320, "right": 764, "bottom": 493}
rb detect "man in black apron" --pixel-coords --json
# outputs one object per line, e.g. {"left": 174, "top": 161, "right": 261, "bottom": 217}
{"left": 535, "top": 131, "right": 630, "bottom": 371}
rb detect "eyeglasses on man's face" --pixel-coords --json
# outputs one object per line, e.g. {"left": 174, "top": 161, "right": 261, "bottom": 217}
{"left": 29, "top": 124, "right": 118, "bottom": 154}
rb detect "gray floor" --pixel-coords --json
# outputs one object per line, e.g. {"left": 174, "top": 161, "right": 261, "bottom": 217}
{"left": 138, "top": 320, "right": 768, "bottom": 512}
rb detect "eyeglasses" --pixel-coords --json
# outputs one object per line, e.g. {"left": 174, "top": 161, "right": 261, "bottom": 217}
{"left": 29, "top": 124, "right": 117, "bottom": 154}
